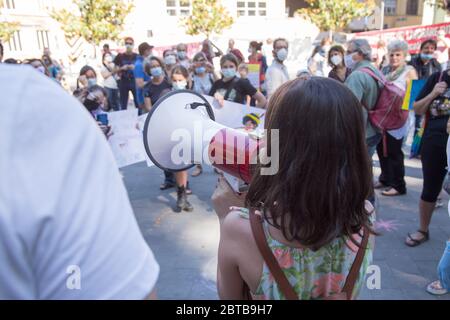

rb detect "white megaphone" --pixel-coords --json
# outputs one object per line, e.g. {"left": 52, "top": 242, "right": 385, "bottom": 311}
{"left": 143, "top": 90, "right": 263, "bottom": 187}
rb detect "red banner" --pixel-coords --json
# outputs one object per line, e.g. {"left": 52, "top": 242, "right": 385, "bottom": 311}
{"left": 354, "top": 22, "right": 450, "bottom": 54}
{"left": 152, "top": 42, "right": 202, "bottom": 58}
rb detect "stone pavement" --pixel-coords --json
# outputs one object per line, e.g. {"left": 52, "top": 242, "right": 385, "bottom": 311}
{"left": 123, "top": 155, "right": 450, "bottom": 300}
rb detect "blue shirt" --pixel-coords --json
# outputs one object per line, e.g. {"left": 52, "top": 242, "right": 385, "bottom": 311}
{"left": 134, "top": 56, "right": 150, "bottom": 105}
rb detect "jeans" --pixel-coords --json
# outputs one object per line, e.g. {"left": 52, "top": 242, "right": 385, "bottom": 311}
{"left": 366, "top": 133, "right": 382, "bottom": 160}
{"left": 367, "top": 133, "right": 382, "bottom": 205}
{"left": 119, "top": 80, "right": 139, "bottom": 110}
{"left": 376, "top": 133, "right": 406, "bottom": 194}
{"left": 438, "top": 241, "right": 450, "bottom": 290}
{"left": 105, "top": 87, "right": 120, "bottom": 111}
{"left": 164, "top": 170, "right": 175, "bottom": 185}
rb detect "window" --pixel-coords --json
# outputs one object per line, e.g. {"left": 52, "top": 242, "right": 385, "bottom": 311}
{"left": 37, "top": 30, "right": 50, "bottom": 50}
{"left": 406, "top": 0, "right": 418, "bottom": 16}
{"left": 166, "top": 0, "right": 191, "bottom": 16}
{"left": 236, "top": 1, "right": 267, "bottom": 17}
{"left": 6, "top": 31, "right": 22, "bottom": 51}
{"left": 2, "top": 0, "right": 15, "bottom": 9}
{"left": 384, "top": 0, "right": 397, "bottom": 16}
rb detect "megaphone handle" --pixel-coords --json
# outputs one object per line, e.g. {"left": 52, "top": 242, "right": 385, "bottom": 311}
{"left": 189, "top": 102, "right": 215, "bottom": 121}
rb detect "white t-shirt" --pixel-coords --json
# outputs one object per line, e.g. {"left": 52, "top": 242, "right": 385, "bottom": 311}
{"left": 101, "top": 65, "right": 118, "bottom": 89}
{"left": 0, "top": 65, "right": 159, "bottom": 299}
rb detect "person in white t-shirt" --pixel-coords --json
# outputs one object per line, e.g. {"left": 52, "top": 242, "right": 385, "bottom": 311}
{"left": 0, "top": 64, "right": 159, "bottom": 299}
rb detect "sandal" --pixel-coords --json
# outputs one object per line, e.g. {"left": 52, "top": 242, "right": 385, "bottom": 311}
{"left": 191, "top": 165, "right": 203, "bottom": 177}
{"left": 160, "top": 182, "right": 175, "bottom": 190}
{"left": 426, "top": 280, "right": 448, "bottom": 295}
{"left": 405, "top": 230, "right": 429, "bottom": 247}
{"left": 381, "top": 187, "right": 406, "bottom": 197}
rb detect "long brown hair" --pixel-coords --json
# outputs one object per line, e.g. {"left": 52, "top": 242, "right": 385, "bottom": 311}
{"left": 246, "top": 77, "right": 374, "bottom": 250}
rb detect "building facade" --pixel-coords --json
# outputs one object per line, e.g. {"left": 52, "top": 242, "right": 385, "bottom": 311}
{"left": 1, "top": 0, "right": 318, "bottom": 75}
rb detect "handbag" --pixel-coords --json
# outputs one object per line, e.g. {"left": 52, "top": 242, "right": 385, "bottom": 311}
{"left": 244, "top": 208, "right": 369, "bottom": 300}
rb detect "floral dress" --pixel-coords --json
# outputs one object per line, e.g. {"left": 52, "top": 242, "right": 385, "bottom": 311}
{"left": 238, "top": 204, "right": 374, "bottom": 300}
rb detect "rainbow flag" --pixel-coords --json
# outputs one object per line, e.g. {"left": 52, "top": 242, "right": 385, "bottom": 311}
{"left": 402, "top": 79, "right": 426, "bottom": 110}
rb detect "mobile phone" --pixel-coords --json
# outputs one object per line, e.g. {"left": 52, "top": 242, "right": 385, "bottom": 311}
{"left": 97, "top": 113, "right": 109, "bottom": 126}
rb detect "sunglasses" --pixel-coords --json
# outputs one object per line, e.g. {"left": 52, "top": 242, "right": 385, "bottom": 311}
{"left": 125, "top": 43, "right": 133, "bottom": 45}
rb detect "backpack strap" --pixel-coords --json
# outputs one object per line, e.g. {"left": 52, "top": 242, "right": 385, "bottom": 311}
{"left": 341, "top": 226, "right": 370, "bottom": 299}
{"left": 249, "top": 209, "right": 298, "bottom": 300}
{"left": 359, "top": 67, "right": 388, "bottom": 86}
{"left": 249, "top": 208, "right": 370, "bottom": 300}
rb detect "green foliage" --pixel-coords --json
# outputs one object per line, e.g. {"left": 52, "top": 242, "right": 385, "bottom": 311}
{"left": 181, "top": 0, "right": 234, "bottom": 38}
{"left": 50, "top": 0, "right": 134, "bottom": 46}
{"left": 297, "top": 0, "right": 376, "bottom": 33}
{"left": 0, "top": 0, "right": 19, "bottom": 43}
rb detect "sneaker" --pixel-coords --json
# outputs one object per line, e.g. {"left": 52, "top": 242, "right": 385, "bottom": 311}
{"left": 436, "top": 198, "right": 444, "bottom": 208}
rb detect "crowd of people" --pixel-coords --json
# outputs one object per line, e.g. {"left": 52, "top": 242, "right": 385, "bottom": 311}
{"left": 1, "top": 31, "right": 450, "bottom": 299}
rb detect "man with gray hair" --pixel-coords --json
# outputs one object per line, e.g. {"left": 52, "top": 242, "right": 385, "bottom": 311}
{"left": 345, "top": 38, "right": 383, "bottom": 158}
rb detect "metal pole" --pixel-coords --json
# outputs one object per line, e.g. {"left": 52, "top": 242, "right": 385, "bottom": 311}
{"left": 380, "top": 0, "right": 385, "bottom": 30}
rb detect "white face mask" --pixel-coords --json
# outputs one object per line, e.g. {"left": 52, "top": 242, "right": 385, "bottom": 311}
{"left": 164, "top": 55, "right": 176, "bottom": 65}
{"left": 344, "top": 53, "right": 357, "bottom": 69}
{"left": 331, "top": 55, "right": 343, "bottom": 66}
{"left": 276, "top": 48, "right": 288, "bottom": 61}
{"left": 172, "top": 80, "right": 187, "bottom": 90}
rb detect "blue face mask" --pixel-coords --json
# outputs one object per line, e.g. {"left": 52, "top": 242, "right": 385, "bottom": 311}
{"left": 221, "top": 67, "right": 236, "bottom": 79}
{"left": 420, "top": 53, "right": 434, "bottom": 61}
{"left": 195, "top": 66, "right": 206, "bottom": 74}
{"left": 177, "top": 51, "right": 186, "bottom": 60}
{"left": 87, "top": 78, "right": 97, "bottom": 87}
{"left": 150, "top": 67, "right": 163, "bottom": 77}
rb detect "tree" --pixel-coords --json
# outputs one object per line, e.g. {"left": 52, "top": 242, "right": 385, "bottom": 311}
{"left": 0, "top": 0, "right": 19, "bottom": 43}
{"left": 297, "top": 0, "right": 376, "bottom": 38}
{"left": 50, "top": 0, "right": 134, "bottom": 57}
{"left": 181, "top": 0, "right": 234, "bottom": 39}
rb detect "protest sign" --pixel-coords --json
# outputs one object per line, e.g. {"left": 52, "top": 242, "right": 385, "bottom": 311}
{"left": 107, "top": 109, "right": 150, "bottom": 168}
{"left": 247, "top": 64, "right": 261, "bottom": 89}
{"left": 354, "top": 22, "right": 450, "bottom": 54}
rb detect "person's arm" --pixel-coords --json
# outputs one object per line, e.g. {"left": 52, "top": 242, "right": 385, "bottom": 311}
{"left": 134, "top": 63, "right": 146, "bottom": 89}
{"left": 217, "top": 216, "right": 246, "bottom": 300}
{"left": 414, "top": 73, "right": 445, "bottom": 115}
{"left": 14, "top": 69, "right": 159, "bottom": 299}
{"left": 252, "top": 91, "right": 267, "bottom": 108}
{"left": 345, "top": 72, "right": 365, "bottom": 102}
{"left": 414, "top": 82, "right": 447, "bottom": 115}
{"left": 100, "top": 67, "right": 113, "bottom": 80}
{"left": 405, "top": 67, "right": 418, "bottom": 86}
{"left": 144, "top": 97, "right": 152, "bottom": 111}
{"left": 212, "top": 176, "right": 247, "bottom": 299}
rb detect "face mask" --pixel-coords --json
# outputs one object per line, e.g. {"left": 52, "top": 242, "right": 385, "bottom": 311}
{"left": 248, "top": 48, "right": 254, "bottom": 54}
{"left": 36, "top": 66, "right": 46, "bottom": 74}
{"left": 172, "top": 80, "right": 187, "bottom": 90}
{"left": 164, "top": 55, "right": 176, "bottom": 65}
{"left": 177, "top": 51, "right": 186, "bottom": 60}
{"left": 87, "top": 78, "right": 97, "bottom": 87}
{"left": 195, "top": 66, "right": 206, "bottom": 74}
{"left": 105, "top": 56, "right": 113, "bottom": 63}
{"left": 323, "top": 45, "right": 331, "bottom": 52}
{"left": 344, "top": 53, "right": 357, "bottom": 69}
{"left": 331, "top": 55, "right": 343, "bottom": 66}
{"left": 84, "top": 98, "right": 100, "bottom": 111}
{"left": 221, "top": 67, "right": 236, "bottom": 79}
{"left": 125, "top": 44, "right": 133, "bottom": 52}
{"left": 150, "top": 67, "right": 163, "bottom": 77}
{"left": 420, "top": 53, "right": 434, "bottom": 61}
{"left": 276, "top": 48, "right": 288, "bottom": 61}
